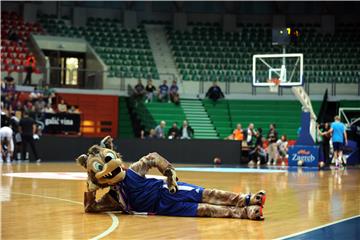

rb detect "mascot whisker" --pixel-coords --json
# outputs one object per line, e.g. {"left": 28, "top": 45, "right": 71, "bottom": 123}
{"left": 76, "top": 136, "right": 266, "bottom": 220}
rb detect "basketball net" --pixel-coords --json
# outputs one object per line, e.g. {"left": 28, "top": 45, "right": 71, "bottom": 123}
{"left": 267, "top": 78, "right": 280, "bottom": 93}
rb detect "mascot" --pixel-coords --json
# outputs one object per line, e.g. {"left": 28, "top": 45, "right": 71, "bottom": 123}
{"left": 76, "top": 136, "right": 266, "bottom": 220}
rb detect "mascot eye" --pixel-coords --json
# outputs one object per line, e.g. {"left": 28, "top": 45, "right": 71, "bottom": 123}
{"left": 105, "top": 152, "right": 116, "bottom": 163}
{"left": 93, "top": 162, "right": 103, "bottom": 171}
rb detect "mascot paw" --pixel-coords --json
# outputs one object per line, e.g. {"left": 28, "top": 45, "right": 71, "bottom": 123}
{"left": 250, "top": 190, "right": 266, "bottom": 207}
{"left": 168, "top": 184, "right": 178, "bottom": 194}
{"left": 246, "top": 205, "right": 264, "bottom": 221}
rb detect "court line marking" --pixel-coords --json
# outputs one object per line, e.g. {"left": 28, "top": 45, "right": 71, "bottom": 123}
{"left": 175, "top": 167, "right": 287, "bottom": 173}
{"left": 276, "top": 214, "right": 360, "bottom": 240}
{"left": 11, "top": 191, "right": 119, "bottom": 240}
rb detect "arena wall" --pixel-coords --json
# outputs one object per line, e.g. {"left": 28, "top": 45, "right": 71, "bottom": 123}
{"left": 35, "top": 136, "right": 242, "bottom": 164}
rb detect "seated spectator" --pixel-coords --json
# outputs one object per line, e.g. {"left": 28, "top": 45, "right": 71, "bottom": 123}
{"left": 228, "top": 124, "right": 244, "bottom": 144}
{"left": 206, "top": 82, "right": 224, "bottom": 102}
{"left": 8, "top": 29, "right": 21, "bottom": 45}
{"left": 179, "top": 120, "right": 194, "bottom": 139}
{"left": 167, "top": 122, "right": 180, "bottom": 139}
{"left": 68, "top": 105, "right": 81, "bottom": 114}
{"left": 34, "top": 96, "right": 46, "bottom": 117}
{"left": 4, "top": 72, "right": 14, "bottom": 84}
{"left": 142, "top": 129, "right": 156, "bottom": 139}
{"left": 145, "top": 80, "right": 156, "bottom": 103}
{"left": 169, "top": 80, "right": 180, "bottom": 105}
{"left": 276, "top": 135, "right": 288, "bottom": 166}
{"left": 132, "top": 79, "right": 146, "bottom": 102}
{"left": 57, "top": 99, "right": 67, "bottom": 113}
{"left": 158, "top": 80, "right": 169, "bottom": 102}
{"left": 43, "top": 104, "right": 55, "bottom": 113}
{"left": 154, "top": 121, "right": 166, "bottom": 139}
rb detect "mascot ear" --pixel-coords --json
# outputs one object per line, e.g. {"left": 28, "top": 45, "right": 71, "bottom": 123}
{"left": 88, "top": 145, "right": 101, "bottom": 155}
{"left": 76, "top": 154, "right": 88, "bottom": 169}
{"left": 100, "top": 135, "right": 114, "bottom": 149}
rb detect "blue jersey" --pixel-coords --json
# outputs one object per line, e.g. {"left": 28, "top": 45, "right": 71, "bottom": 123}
{"left": 159, "top": 84, "right": 169, "bottom": 94}
{"left": 331, "top": 121, "right": 345, "bottom": 143}
{"left": 116, "top": 169, "right": 204, "bottom": 216}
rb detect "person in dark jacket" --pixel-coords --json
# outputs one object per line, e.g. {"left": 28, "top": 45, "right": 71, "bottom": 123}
{"left": 206, "top": 82, "right": 225, "bottom": 102}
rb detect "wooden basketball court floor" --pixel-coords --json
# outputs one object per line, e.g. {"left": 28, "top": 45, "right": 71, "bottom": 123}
{"left": 1, "top": 162, "right": 359, "bottom": 239}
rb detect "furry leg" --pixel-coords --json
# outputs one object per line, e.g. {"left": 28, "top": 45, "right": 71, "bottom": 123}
{"left": 202, "top": 189, "right": 266, "bottom": 208}
{"left": 197, "top": 203, "right": 264, "bottom": 220}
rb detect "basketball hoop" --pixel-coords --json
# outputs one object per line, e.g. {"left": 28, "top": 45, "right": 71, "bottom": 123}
{"left": 267, "top": 78, "right": 280, "bottom": 93}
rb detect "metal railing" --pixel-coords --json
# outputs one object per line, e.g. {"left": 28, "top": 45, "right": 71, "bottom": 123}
{"left": 3, "top": 65, "right": 359, "bottom": 96}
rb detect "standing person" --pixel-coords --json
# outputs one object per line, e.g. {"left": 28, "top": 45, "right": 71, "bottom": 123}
{"left": 179, "top": 120, "right": 194, "bottom": 139}
{"left": 167, "top": 122, "right": 180, "bottom": 139}
{"left": 248, "top": 128, "right": 267, "bottom": 165}
{"left": 246, "top": 123, "right": 255, "bottom": 147}
{"left": 145, "top": 80, "right": 156, "bottom": 103}
{"left": 23, "top": 55, "right": 36, "bottom": 85}
{"left": 19, "top": 112, "right": 41, "bottom": 163}
{"left": 0, "top": 125, "right": 14, "bottom": 163}
{"left": 267, "top": 123, "right": 278, "bottom": 165}
{"left": 205, "top": 82, "right": 225, "bottom": 102}
{"left": 317, "top": 122, "right": 331, "bottom": 166}
{"left": 327, "top": 116, "right": 347, "bottom": 167}
{"left": 169, "top": 80, "right": 180, "bottom": 105}
{"left": 132, "top": 79, "right": 146, "bottom": 102}
{"left": 276, "top": 135, "right": 288, "bottom": 166}
{"left": 154, "top": 121, "right": 166, "bottom": 139}
{"left": 158, "top": 80, "right": 169, "bottom": 102}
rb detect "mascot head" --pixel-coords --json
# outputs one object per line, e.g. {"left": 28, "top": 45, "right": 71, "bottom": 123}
{"left": 76, "top": 136, "right": 126, "bottom": 191}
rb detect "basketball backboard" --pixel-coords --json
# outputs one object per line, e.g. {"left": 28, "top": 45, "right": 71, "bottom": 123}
{"left": 252, "top": 53, "right": 304, "bottom": 88}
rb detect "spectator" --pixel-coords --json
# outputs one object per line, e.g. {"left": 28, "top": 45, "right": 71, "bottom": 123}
{"left": 23, "top": 55, "right": 36, "bottom": 85}
{"left": 68, "top": 105, "right": 78, "bottom": 114}
{"left": 42, "top": 84, "right": 56, "bottom": 105}
{"left": 267, "top": 123, "right": 278, "bottom": 165}
{"left": 8, "top": 29, "right": 21, "bottom": 45}
{"left": 327, "top": 116, "right": 348, "bottom": 167}
{"left": 43, "top": 104, "right": 55, "bottom": 113}
{"left": 158, "top": 80, "right": 169, "bottom": 102}
{"left": 179, "top": 120, "right": 194, "bottom": 139}
{"left": 146, "top": 129, "right": 156, "bottom": 139}
{"left": 57, "top": 99, "right": 67, "bottom": 113}
{"left": 132, "top": 79, "right": 146, "bottom": 102}
{"left": 34, "top": 96, "right": 46, "bottom": 116}
{"left": 145, "top": 80, "right": 156, "bottom": 103}
{"left": 4, "top": 72, "right": 14, "bottom": 84}
{"left": 246, "top": 123, "right": 255, "bottom": 147}
{"left": 317, "top": 122, "right": 331, "bottom": 166}
{"left": 0, "top": 123, "right": 14, "bottom": 163}
{"left": 154, "top": 121, "right": 166, "bottom": 139}
{"left": 169, "top": 80, "right": 180, "bottom": 105}
{"left": 230, "top": 123, "right": 244, "bottom": 144}
{"left": 248, "top": 128, "right": 267, "bottom": 165}
{"left": 276, "top": 135, "right": 288, "bottom": 166}
{"left": 19, "top": 112, "right": 41, "bottom": 163}
{"left": 206, "top": 82, "right": 224, "bottom": 102}
{"left": 167, "top": 122, "right": 180, "bottom": 139}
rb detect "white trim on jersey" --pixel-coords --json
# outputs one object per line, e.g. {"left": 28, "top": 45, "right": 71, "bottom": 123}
{"left": 162, "top": 184, "right": 194, "bottom": 191}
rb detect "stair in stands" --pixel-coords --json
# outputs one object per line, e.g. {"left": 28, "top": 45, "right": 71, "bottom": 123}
{"left": 145, "top": 24, "right": 180, "bottom": 80}
{"left": 118, "top": 97, "right": 135, "bottom": 138}
{"left": 180, "top": 99, "right": 219, "bottom": 139}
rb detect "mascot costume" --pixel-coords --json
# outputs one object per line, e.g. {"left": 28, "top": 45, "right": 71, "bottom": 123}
{"left": 76, "top": 136, "right": 266, "bottom": 220}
